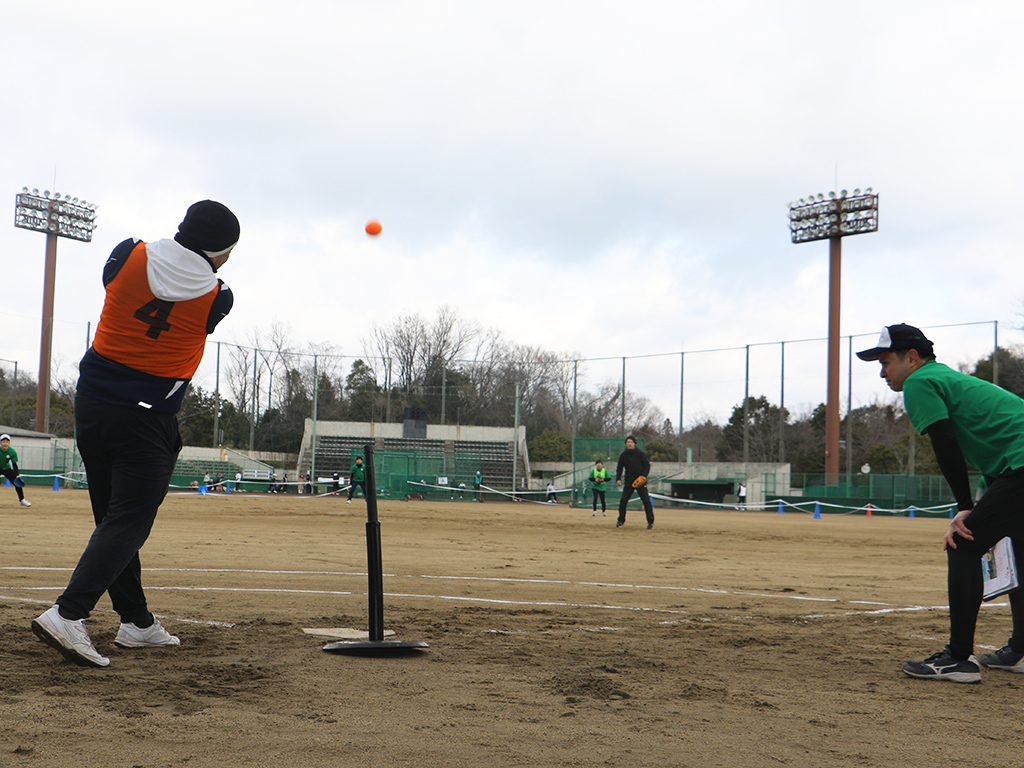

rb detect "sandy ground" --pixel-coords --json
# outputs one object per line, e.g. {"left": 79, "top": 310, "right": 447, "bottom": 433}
{"left": 2, "top": 488, "right": 1023, "bottom": 767}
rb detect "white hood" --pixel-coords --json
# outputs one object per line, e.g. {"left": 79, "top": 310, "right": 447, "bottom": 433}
{"left": 145, "top": 238, "right": 218, "bottom": 302}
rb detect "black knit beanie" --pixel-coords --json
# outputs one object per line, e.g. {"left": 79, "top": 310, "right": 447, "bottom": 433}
{"left": 174, "top": 200, "right": 240, "bottom": 255}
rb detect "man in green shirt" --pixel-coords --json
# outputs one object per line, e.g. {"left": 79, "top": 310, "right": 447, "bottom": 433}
{"left": 0, "top": 434, "right": 31, "bottom": 507}
{"left": 589, "top": 460, "right": 610, "bottom": 516}
{"left": 347, "top": 456, "right": 366, "bottom": 503}
{"left": 858, "top": 323, "right": 1024, "bottom": 683}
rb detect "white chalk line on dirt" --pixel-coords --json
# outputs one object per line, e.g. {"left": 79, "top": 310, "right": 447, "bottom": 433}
{"left": 4, "top": 565, "right": 1009, "bottom": 620}
{"left": 0, "top": 594, "right": 236, "bottom": 627}
{"left": 2, "top": 586, "right": 687, "bottom": 617}
{"left": 1, "top": 565, "right": 884, "bottom": 606}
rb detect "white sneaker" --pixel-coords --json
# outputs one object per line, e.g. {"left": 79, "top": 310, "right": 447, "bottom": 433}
{"left": 31, "top": 605, "right": 110, "bottom": 668}
{"left": 114, "top": 619, "right": 181, "bottom": 648}
{"left": 346, "top": 499, "right": 352, "bottom": 504}
{"left": 20, "top": 499, "right": 31, "bottom": 507}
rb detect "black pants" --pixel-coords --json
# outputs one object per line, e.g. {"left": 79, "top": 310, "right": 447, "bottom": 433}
{"left": 348, "top": 480, "right": 365, "bottom": 500}
{"left": 947, "top": 468, "right": 1024, "bottom": 659}
{"left": 618, "top": 482, "right": 654, "bottom": 525}
{"left": 57, "top": 395, "right": 181, "bottom": 624}
{"left": 592, "top": 489, "right": 606, "bottom": 512}
{"left": 1, "top": 468, "right": 24, "bottom": 501}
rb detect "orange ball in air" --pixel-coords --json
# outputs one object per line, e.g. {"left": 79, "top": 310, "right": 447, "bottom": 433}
{"left": 365, "top": 220, "right": 382, "bottom": 236}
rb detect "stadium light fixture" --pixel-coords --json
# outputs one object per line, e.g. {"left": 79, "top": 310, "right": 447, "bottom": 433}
{"left": 14, "top": 187, "right": 99, "bottom": 434}
{"left": 788, "top": 188, "right": 879, "bottom": 483}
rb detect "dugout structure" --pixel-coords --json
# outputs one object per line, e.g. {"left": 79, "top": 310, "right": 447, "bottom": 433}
{"left": 571, "top": 437, "right": 648, "bottom": 510}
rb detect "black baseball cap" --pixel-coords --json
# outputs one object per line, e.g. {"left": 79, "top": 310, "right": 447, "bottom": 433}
{"left": 175, "top": 200, "right": 240, "bottom": 256}
{"left": 856, "top": 324, "right": 934, "bottom": 361}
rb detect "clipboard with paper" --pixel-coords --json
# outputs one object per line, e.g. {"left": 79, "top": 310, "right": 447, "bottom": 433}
{"left": 982, "top": 537, "right": 1019, "bottom": 602}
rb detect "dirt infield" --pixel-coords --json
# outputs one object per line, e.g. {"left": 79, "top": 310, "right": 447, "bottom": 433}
{"left": 2, "top": 489, "right": 1021, "bottom": 767}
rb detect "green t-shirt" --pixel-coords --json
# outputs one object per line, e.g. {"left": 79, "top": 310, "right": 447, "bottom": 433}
{"left": 351, "top": 462, "right": 365, "bottom": 482}
{"left": 903, "top": 359, "right": 1024, "bottom": 476}
{"left": 589, "top": 467, "right": 610, "bottom": 489}
{"left": 0, "top": 446, "right": 17, "bottom": 471}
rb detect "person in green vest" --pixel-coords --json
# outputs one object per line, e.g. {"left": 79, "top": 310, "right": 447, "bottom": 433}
{"left": 589, "top": 460, "right": 610, "bottom": 516}
{"left": 347, "top": 456, "right": 366, "bottom": 503}
{"left": 474, "top": 470, "right": 483, "bottom": 502}
{"left": 0, "top": 434, "right": 31, "bottom": 507}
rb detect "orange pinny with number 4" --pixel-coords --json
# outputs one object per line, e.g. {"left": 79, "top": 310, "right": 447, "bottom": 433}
{"left": 92, "top": 241, "right": 220, "bottom": 380}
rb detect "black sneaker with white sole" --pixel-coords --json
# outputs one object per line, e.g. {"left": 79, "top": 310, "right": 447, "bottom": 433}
{"left": 978, "top": 645, "right": 1024, "bottom": 673}
{"left": 902, "top": 646, "right": 981, "bottom": 683}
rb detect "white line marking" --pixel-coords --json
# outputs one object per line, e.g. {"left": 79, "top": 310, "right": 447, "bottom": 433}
{"left": 0, "top": 594, "right": 235, "bottom": 627}
{"left": 6, "top": 565, "right": 1008, "bottom": 620}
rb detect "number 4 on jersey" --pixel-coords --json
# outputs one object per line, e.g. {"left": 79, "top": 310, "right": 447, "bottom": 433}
{"left": 134, "top": 299, "right": 175, "bottom": 339}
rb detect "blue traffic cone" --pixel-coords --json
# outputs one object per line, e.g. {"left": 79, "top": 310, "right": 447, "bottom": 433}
{"left": 225, "top": 481, "right": 232, "bottom": 494}
{"left": 198, "top": 485, "right": 208, "bottom": 495}
{"left": 909, "top": 506, "right": 915, "bottom": 519}
{"left": 777, "top": 501, "right": 785, "bottom": 514}
{"left": 813, "top": 502, "right": 821, "bottom": 520}
{"left": 4, "top": 477, "right": 9, "bottom": 487}
{"left": 52, "top": 476, "right": 61, "bottom": 491}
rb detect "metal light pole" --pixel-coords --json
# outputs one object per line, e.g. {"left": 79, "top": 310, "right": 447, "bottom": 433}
{"left": 789, "top": 188, "right": 878, "bottom": 483}
{"left": 14, "top": 188, "right": 98, "bottom": 434}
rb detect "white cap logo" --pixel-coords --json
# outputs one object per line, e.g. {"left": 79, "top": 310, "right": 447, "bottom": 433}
{"left": 877, "top": 327, "right": 892, "bottom": 349}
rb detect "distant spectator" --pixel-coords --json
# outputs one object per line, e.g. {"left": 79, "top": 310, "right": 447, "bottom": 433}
{"left": 588, "top": 460, "right": 610, "bottom": 517}
{"left": 0, "top": 435, "right": 31, "bottom": 507}
{"left": 347, "top": 457, "right": 366, "bottom": 503}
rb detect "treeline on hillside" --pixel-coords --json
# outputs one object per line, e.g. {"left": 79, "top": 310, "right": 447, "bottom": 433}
{"left": 4, "top": 312, "right": 1019, "bottom": 476}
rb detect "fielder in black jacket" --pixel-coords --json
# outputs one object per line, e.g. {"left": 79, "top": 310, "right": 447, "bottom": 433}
{"left": 615, "top": 435, "right": 654, "bottom": 529}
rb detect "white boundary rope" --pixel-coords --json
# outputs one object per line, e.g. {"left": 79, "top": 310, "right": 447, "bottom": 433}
{"left": 32, "top": 474, "right": 957, "bottom": 516}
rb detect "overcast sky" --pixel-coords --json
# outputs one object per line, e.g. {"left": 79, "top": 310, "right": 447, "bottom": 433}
{"left": 2, "top": 1, "right": 1021, "bottom": 427}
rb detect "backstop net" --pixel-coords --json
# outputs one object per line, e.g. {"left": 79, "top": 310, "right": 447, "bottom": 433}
{"left": 373, "top": 448, "right": 509, "bottom": 502}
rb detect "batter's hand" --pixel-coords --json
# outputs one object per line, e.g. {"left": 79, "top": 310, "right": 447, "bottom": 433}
{"left": 944, "top": 509, "right": 974, "bottom": 550}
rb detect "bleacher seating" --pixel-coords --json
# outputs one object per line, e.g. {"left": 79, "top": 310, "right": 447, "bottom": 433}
{"left": 173, "top": 458, "right": 244, "bottom": 480}
{"left": 310, "top": 435, "right": 369, "bottom": 475}
{"left": 382, "top": 438, "right": 445, "bottom": 456}
{"left": 453, "top": 440, "right": 518, "bottom": 490}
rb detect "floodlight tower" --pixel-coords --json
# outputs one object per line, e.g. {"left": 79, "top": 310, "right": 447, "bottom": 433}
{"left": 788, "top": 189, "right": 878, "bottom": 483}
{"left": 14, "top": 188, "right": 99, "bottom": 433}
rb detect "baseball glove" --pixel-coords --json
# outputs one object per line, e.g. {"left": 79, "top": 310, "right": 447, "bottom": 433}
{"left": 632, "top": 476, "right": 647, "bottom": 488}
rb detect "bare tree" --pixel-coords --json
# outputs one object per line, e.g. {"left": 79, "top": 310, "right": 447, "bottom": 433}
{"left": 424, "top": 305, "right": 478, "bottom": 373}
{"left": 225, "top": 342, "right": 258, "bottom": 416}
